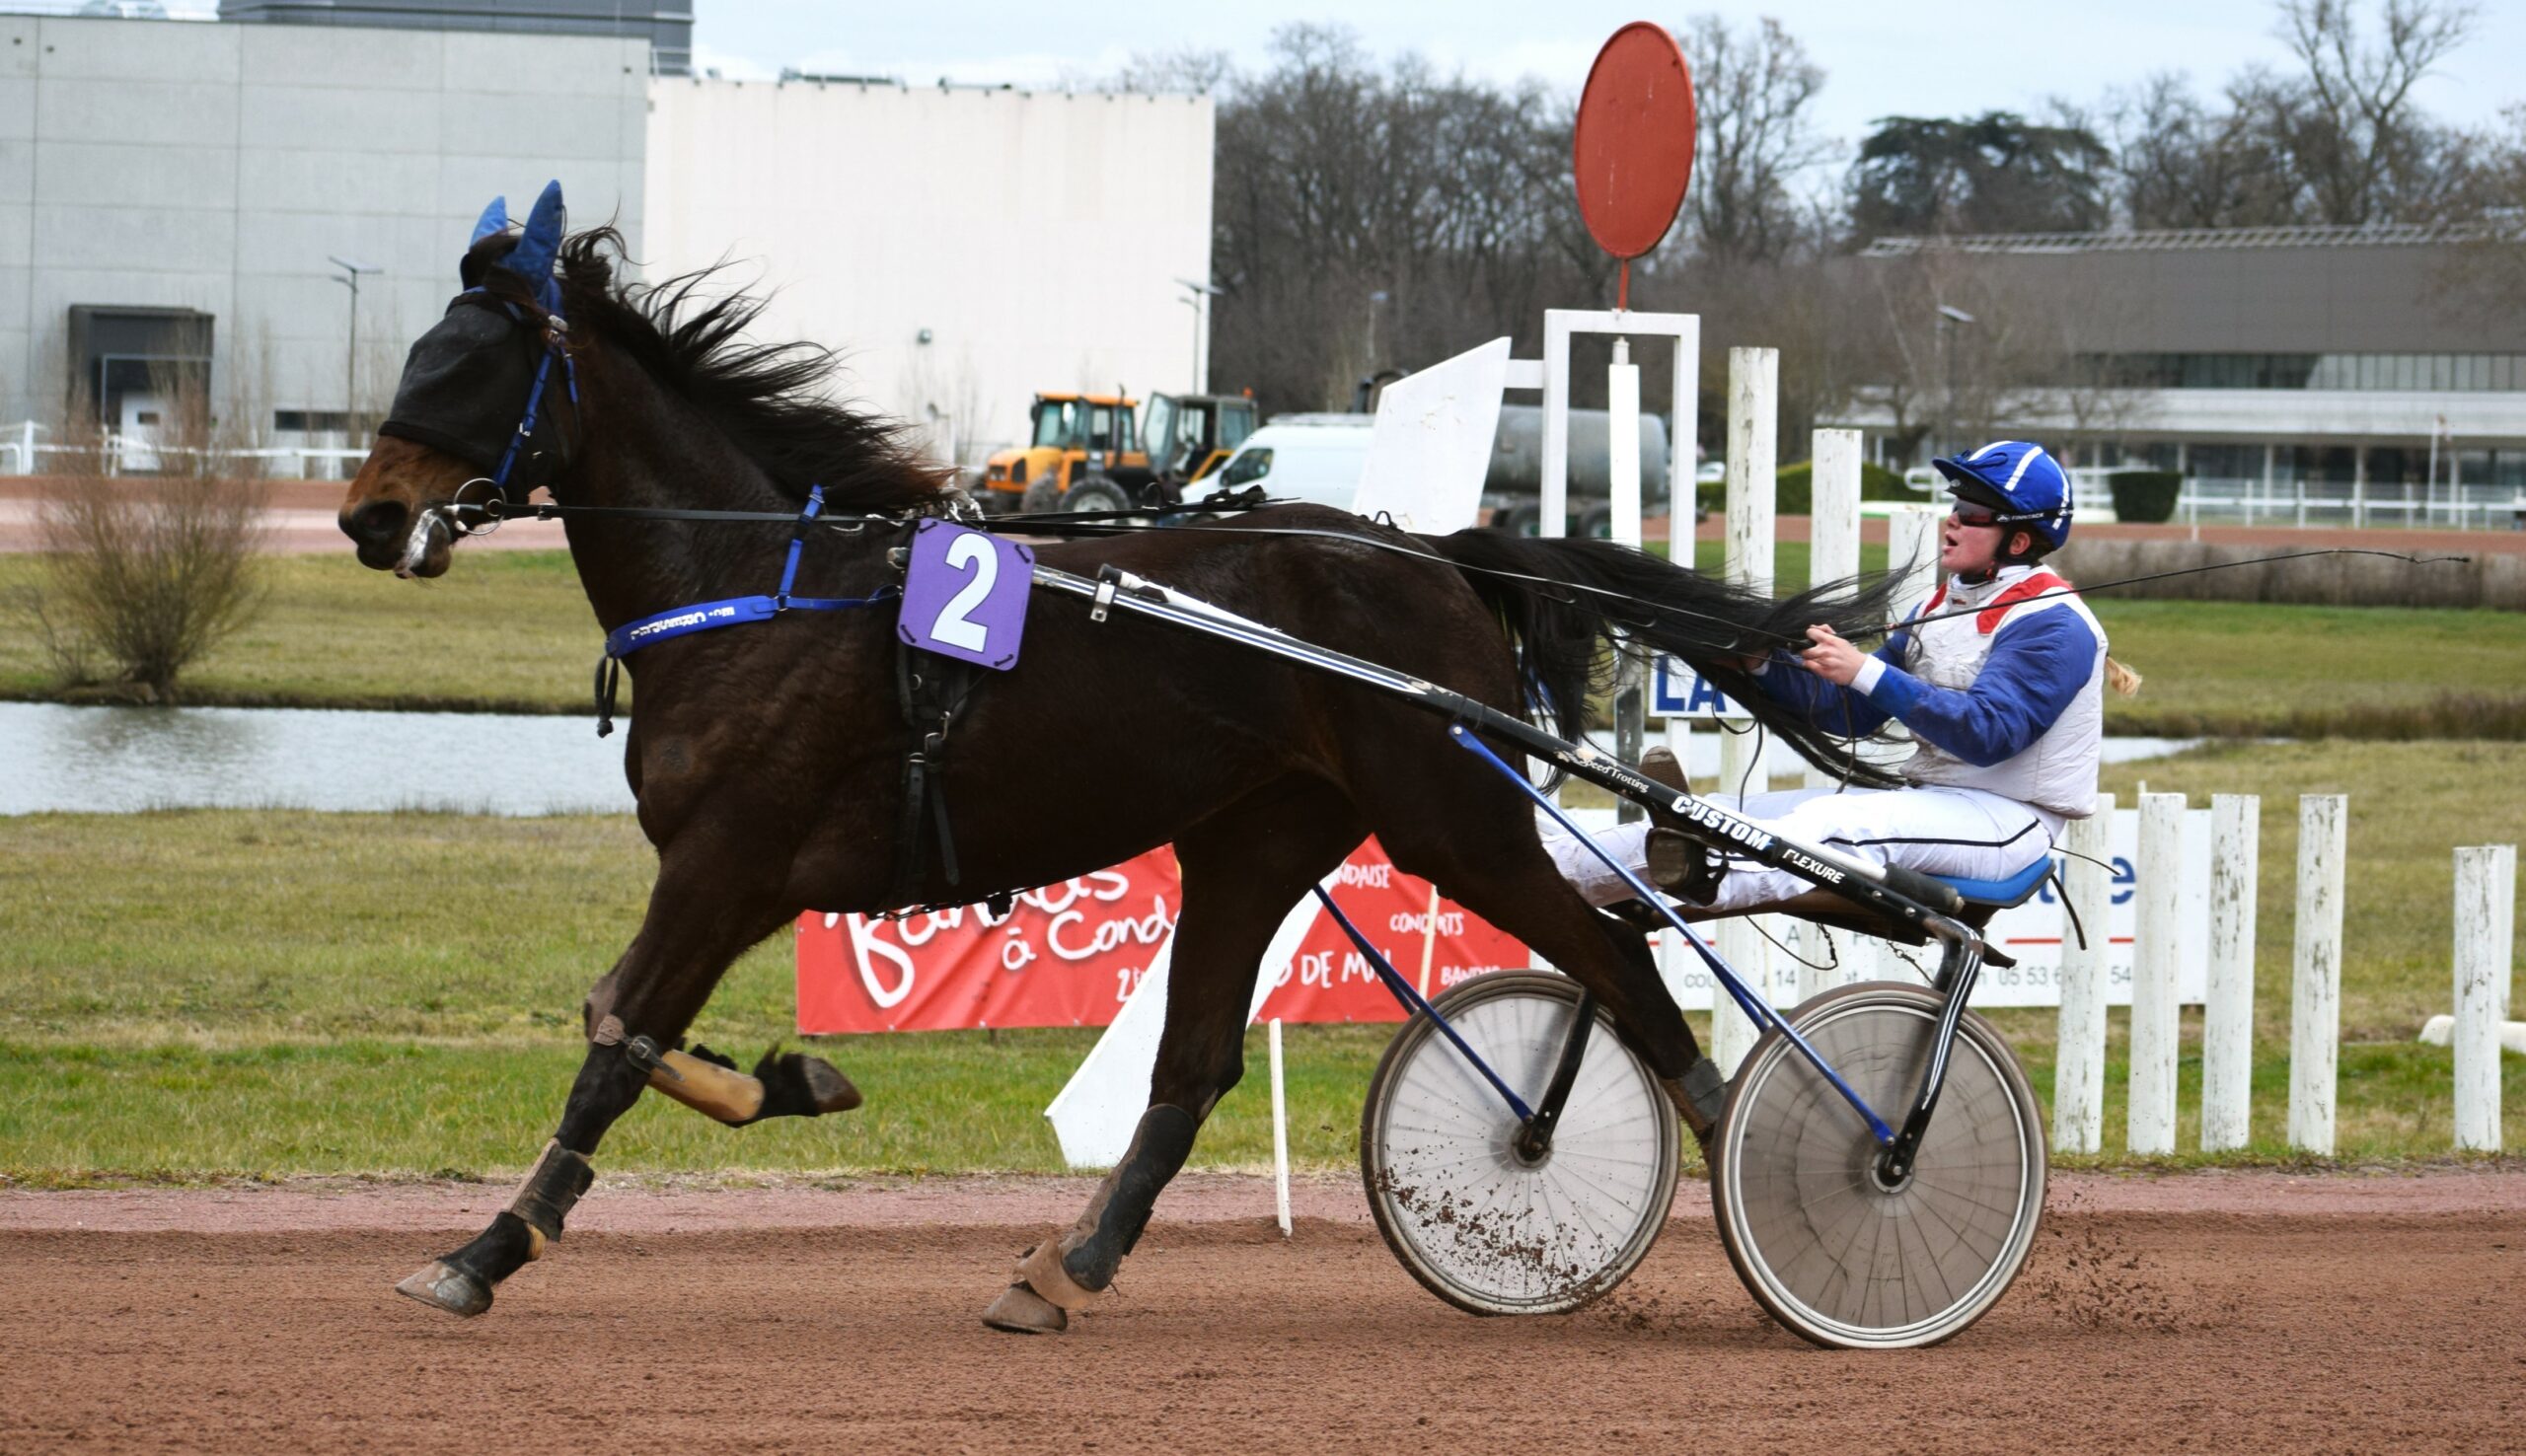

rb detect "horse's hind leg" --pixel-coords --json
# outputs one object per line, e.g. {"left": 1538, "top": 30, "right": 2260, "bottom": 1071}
{"left": 983, "top": 781, "right": 1365, "bottom": 1335}
{"left": 395, "top": 845, "right": 797, "bottom": 1318}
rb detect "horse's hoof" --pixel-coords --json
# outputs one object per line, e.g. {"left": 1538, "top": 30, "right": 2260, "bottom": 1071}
{"left": 981, "top": 1280, "right": 1068, "bottom": 1335}
{"left": 395, "top": 1259, "right": 492, "bottom": 1318}
{"left": 797, "top": 1054, "right": 863, "bottom": 1115}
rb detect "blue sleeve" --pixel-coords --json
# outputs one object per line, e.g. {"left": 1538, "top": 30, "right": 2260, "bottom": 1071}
{"left": 1864, "top": 612, "right": 2098, "bottom": 766}
{"left": 1749, "top": 629, "right": 1909, "bottom": 737}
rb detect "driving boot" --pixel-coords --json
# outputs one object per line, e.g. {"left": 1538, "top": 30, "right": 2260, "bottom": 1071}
{"left": 1638, "top": 746, "right": 1726, "bottom": 905}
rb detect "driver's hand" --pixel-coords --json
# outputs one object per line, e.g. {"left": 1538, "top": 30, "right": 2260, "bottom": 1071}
{"left": 1798, "top": 624, "right": 1867, "bottom": 686}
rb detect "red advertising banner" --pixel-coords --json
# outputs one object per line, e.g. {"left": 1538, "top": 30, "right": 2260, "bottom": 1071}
{"left": 795, "top": 838, "right": 1524, "bottom": 1034}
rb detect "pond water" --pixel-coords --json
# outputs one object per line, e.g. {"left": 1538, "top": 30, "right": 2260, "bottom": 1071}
{"left": 0, "top": 706, "right": 2212, "bottom": 817}
{"left": 1, "top": 702, "right": 634, "bottom": 816}
{"left": 0, "top": 701, "right": 2210, "bottom": 817}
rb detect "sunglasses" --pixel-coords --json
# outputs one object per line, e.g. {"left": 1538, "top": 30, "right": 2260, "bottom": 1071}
{"left": 1947, "top": 504, "right": 2005, "bottom": 528}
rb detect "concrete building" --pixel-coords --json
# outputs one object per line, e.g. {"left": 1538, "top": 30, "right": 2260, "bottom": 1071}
{"left": 1835, "top": 226, "right": 2526, "bottom": 527}
{"left": 642, "top": 75, "right": 1215, "bottom": 468}
{"left": 218, "top": 0, "right": 693, "bottom": 76}
{"left": 0, "top": 12, "right": 647, "bottom": 457}
{"left": 3, "top": 10, "right": 1215, "bottom": 477}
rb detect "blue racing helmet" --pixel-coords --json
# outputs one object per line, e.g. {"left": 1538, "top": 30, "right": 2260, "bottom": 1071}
{"left": 1931, "top": 440, "right": 2073, "bottom": 552}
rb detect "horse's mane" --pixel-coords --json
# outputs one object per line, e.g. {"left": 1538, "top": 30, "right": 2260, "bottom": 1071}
{"left": 538, "top": 227, "right": 954, "bottom": 513}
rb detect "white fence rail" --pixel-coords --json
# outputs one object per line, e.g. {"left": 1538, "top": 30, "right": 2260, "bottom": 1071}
{"left": 2173, "top": 476, "right": 2526, "bottom": 531}
{"left": 0, "top": 423, "right": 367, "bottom": 479}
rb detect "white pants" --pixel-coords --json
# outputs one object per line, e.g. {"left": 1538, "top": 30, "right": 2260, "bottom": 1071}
{"left": 1544, "top": 784, "right": 2061, "bottom": 913}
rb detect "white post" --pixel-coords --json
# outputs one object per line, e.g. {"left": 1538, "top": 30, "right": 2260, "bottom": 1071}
{"left": 2453, "top": 845, "right": 2516, "bottom": 1153}
{"left": 1268, "top": 1017, "right": 1292, "bottom": 1236}
{"left": 1608, "top": 339, "right": 1647, "bottom": 807}
{"left": 1725, "top": 347, "right": 1777, "bottom": 599}
{"left": 2201, "top": 794, "right": 2260, "bottom": 1151}
{"left": 2054, "top": 795, "right": 2115, "bottom": 1154}
{"left": 2129, "top": 792, "right": 2185, "bottom": 1156}
{"left": 1713, "top": 346, "right": 1780, "bottom": 1073}
{"left": 1608, "top": 340, "right": 1642, "bottom": 548}
{"left": 1886, "top": 503, "right": 1942, "bottom": 619}
{"left": 1806, "top": 428, "right": 1864, "bottom": 793}
{"left": 1804, "top": 428, "right": 1875, "bottom": 989}
{"left": 2289, "top": 794, "right": 2347, "bottom": 1154}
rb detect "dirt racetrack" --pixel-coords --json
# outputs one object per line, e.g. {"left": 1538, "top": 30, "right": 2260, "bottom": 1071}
{"left": 3, "top": 1169, "right": 2521, "bottom": 1453}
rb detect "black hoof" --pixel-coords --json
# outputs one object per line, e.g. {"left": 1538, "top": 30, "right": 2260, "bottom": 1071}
{"left": 395, "top": 1259, "right": 492, "bottom": 1318}
{"left": 749, "top": 1049, "right": 863, "bottom": 1120}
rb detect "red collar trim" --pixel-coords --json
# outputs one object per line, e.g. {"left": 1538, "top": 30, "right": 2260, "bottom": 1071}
{"left": 1976, "top": 572, "right": 2070, "bottom": 633}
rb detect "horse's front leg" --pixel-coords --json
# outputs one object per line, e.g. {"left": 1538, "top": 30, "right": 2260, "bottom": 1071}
{"left": 983, "top": 783, "right": 1364, "bottom": 1334}
{"left": 394, "top": 850, "right": 805, "bottom": 1318}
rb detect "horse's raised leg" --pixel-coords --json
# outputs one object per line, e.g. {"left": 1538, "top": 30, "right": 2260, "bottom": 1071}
{"left": 983, "top": 782, "right": 1364, "bottom": 1335}
{"left": 395, "top": 850, "right": 800, "bottom": 1318}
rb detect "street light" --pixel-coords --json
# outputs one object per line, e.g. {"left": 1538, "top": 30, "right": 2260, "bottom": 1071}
{"left": 1934, "top": 304, "right": 1975, "bottom": 463}
{"left": 329, "top": 255, "right": 381, "bottom": 442}
{"left": 1175, "top": 277, "right": 1221, "bottom": 394}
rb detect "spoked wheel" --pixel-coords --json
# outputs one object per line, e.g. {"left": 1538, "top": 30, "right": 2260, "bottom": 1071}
{"left": 1710, "top": 982, "right": 2046, "bottom": 1349}
{"left": 1361, "top": 971, "right": 1679, "bottom": 1316}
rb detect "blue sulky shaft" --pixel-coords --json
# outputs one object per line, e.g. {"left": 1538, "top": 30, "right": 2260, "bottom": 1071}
{"left": 1308, "top": 885, "right": 1534, "bottom": 1123}
{"left": 1443, "top": 724, "right": 1898, "bottom": 1147}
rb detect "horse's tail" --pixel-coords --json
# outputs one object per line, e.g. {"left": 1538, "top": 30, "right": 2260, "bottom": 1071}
{"left": 1425, "top": 529, "right": 1910, "bottom": 789}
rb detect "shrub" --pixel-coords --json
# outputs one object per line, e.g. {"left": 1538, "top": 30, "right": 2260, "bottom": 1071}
{"left": 26, "top": 374, "right": 272, "bottom": 701}
{"left": 2107, "top": 470, "right": 2183, "bottom": 524}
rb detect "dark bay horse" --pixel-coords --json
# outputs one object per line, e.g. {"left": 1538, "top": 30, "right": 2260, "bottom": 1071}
{"left": 340, "top": 191, "right": 1901, "bottom": 1333}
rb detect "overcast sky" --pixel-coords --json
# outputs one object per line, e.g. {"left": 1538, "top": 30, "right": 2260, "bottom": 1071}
{"left": 693, "top": 1, "right": 2522, "bottom": 164}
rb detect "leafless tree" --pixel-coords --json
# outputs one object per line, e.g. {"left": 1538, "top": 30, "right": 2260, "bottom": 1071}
{"left": 25, "top": 366, "right": 271, "bottom": 701}
{"left": 1680, "top": 15, "right": 1831, "bottom": 263}
{"left": 2265, "top": 0, "right": 2476, "bottom": 224}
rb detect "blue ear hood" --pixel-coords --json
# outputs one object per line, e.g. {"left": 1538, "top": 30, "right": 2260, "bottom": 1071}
{"left": 470, "top": 195, "right": 509, "bottom": 246}
{"left": 500, "top": 180, "right": 566, "bottom": 309}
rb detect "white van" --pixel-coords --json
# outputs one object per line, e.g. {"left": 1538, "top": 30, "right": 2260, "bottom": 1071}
{"left": 1211, "top": 416, "right": 1375, "bottom": 511}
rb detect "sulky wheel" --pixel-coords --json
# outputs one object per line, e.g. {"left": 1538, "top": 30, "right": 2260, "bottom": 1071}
{"left": 1710, "top": 982, "right": 2045, "bottom": 1349}
{"left": 1361, "top": 971, "right": 1679, "bottom": 1316}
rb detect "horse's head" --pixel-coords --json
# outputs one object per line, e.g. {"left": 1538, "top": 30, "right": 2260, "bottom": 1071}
{"left": 340, "top": 182, "right": 576, "bottom": 578}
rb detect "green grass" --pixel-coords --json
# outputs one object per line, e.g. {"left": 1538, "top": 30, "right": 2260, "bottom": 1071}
{"left": 1, "top": 739, "right": 2519, "bottom": 1183}
{"left": 6, "top": 547, "right": 2524, "bottom": 739}
{"left": 0, "top": 549, "right": 607, "bottom": 712}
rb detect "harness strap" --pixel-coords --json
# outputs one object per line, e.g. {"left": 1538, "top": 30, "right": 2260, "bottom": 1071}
{"left": 602, "top": 588, "right": 899, "bottom": 660}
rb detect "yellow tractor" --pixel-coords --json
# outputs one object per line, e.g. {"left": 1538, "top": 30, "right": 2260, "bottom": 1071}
{"left": 980, "top": 392, "right": 1154, "bottom": 514}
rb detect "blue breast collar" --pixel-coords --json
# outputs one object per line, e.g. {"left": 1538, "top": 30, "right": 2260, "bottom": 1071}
{"left": 592, "top": 483, "right": 898, "bottom": 735}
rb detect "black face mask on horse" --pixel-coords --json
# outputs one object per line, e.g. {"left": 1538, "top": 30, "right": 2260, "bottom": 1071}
{"left": 376, "top": 182, "right": 575, "bottom": 505}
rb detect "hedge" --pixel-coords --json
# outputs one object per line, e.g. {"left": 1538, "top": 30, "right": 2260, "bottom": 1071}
{"left": 2106, "top": 470, "right": 2183, "bottom": 524}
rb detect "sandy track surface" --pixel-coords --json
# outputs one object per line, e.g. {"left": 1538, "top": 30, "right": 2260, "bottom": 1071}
{"left": 3, "top": 1170, "right": 2521, "bottom": 1452}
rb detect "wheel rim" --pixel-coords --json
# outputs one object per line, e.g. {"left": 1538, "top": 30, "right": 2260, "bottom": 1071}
{"left": 1370, "top": 984, "right": 1675, "bottom": 1312}
{"left": 1719, "top": 991, "right": 2041, "bottom": 1347}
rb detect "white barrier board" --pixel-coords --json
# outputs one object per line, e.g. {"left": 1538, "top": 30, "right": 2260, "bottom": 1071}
{"left": 1562, "top": 806, "right": 2209, "bottom": 1009}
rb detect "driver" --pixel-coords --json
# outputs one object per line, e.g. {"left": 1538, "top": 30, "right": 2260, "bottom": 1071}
{"left": 1546, "top": 439, "right": 2130, "bottom": 913}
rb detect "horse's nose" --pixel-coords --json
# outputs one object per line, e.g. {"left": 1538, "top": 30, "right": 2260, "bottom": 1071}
{"left": 344, "top": 497, "right": 409, "bottom": 548}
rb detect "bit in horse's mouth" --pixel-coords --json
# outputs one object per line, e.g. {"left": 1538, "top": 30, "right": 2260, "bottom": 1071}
{"left": 394, "top": 511, "right": 448, "bottom": 579}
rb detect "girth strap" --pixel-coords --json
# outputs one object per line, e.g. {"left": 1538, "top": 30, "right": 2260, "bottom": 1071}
{"left": 888, "top": 636, "right": 982, "bottom": 910}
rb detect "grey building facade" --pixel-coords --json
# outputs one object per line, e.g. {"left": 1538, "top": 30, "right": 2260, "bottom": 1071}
{"left": 0, "top": 12, "right": 646, "bottom": 456}
{"left": 1836, "top": 226, "right": 2526, "bottom": 524}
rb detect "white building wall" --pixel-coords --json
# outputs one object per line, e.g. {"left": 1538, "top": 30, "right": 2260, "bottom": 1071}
{"left": 643, "top": 78, "right": 1214, "bottom": 467}
{"left": 0, "top": 15, "right": 645, "bottom": 433}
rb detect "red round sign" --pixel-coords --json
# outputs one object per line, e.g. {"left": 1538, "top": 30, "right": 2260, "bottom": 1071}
{"left": 1572, "top": 22, "right": 1697, "bottom": 261}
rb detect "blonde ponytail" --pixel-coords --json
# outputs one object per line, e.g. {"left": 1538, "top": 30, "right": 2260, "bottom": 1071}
{"left": 2105, "top": 656, "right": 2143, "bottom": 698}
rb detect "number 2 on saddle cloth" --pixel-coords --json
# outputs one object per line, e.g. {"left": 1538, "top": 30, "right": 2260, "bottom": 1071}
{"left": 891, "top": 520, "right": 1036, "bottom": 913}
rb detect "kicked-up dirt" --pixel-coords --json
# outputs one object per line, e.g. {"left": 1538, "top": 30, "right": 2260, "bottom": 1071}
{"left": 1, "top": 1168, "right": 2520, "bottom": 1453}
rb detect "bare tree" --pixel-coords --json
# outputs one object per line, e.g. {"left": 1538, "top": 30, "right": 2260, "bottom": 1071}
{"left": 26, "top": 366, "right": 271, "bottom": 701}
{"left": 2264, "top": 0, "right": 2476, "bottom": 224}
{"left": 1680, "top": 15, "right": 1831, "bottom": 263}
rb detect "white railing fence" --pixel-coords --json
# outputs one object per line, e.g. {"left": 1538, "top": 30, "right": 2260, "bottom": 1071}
{"left": 0, "top": 422, "right": 368, "bottom": 480}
